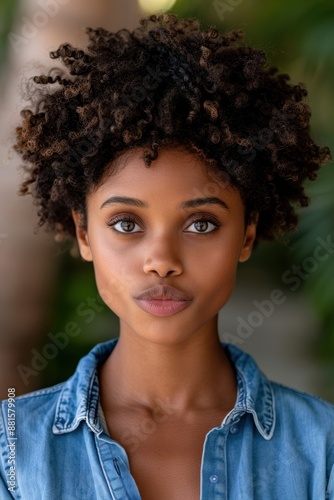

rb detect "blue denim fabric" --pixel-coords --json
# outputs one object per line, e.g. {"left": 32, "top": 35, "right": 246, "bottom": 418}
{"left": 0, "top": 338, "right": 333, "bottom": 499}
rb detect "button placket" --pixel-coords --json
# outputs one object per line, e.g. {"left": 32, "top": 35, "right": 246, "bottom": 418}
{"left": 95, "top": 434, "right": 141, "bottom": 500}
{"left": 200, "top": 428, "right": 228, "bottom": 499}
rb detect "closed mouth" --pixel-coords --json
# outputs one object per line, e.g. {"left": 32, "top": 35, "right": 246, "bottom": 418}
{"left": 134, "top": 284, "right": 192, "bottom": 301}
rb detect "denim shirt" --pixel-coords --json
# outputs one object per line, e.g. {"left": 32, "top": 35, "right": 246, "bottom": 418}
{"left": 1, "top": 338, "right": 333, "bottom": 499}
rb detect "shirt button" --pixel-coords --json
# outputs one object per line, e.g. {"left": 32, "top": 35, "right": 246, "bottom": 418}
{"left": 230, "top": 426, "right": 238, "bottom": 434}
{"left": 209, "top": 474, "right": 218, "bottom": 484}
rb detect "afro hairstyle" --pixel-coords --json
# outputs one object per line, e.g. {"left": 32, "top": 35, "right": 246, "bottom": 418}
{"left": 14, "top": 13, "right": 331, "bottom": 249}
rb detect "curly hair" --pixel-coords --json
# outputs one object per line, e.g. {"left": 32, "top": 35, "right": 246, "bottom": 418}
{"left": 14, "top": 13, "right": 331, "bottom": 248}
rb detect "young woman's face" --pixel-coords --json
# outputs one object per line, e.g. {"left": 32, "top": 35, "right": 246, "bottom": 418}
{"left": 72, "top": 147, "right": 257, "bottom": 345}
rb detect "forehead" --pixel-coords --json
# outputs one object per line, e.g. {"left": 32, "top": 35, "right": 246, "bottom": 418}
{"left": 94, "top": 146, "right": 234, "bottom": 197}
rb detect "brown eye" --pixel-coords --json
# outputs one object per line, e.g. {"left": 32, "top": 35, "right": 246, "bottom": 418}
{"left": 186, "top": 216, "right": 220, "bottom": 234}
{"left": 194, "top": 221, "right": 209, "bottom": 232}
{"left": 107, "top": 216, "right": 142, "bottom": 234}
{"left": 119, "top": 220, "right": 136, "bottom": 232}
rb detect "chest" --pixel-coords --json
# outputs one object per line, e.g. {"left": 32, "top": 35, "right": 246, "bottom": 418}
{"left": 104, "top": 409, "right": 227, "bottom": 500}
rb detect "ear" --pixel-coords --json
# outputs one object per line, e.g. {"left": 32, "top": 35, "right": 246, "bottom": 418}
{"left": 71, "top": 210, "right": 93, "bottom": 262}
{"left": 239, "top": 218, "right": 258, "bottom": 263}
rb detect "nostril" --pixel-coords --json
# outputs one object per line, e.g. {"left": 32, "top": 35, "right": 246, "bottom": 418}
{"left": 143, "top": 259, "right": 183, "bottom": 277}
{"left": 149, "top": 268, "right": 177, "bottom": 278}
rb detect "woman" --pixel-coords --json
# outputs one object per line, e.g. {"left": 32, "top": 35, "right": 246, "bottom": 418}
{"left": 1, "top": 13, "right": 333, "bottom": 499}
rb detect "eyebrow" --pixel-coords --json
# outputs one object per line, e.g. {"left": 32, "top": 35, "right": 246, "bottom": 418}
{"left": 100, "top": 195, "right": 230, "bottom": 211}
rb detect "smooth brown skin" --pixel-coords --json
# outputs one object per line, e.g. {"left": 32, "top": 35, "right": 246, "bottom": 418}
{"left": 72, "top": 148, "right": 257, "bottom": 500}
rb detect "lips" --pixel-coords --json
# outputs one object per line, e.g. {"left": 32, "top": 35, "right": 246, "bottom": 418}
{"left": 134, "top": 284, "right": 192, "bottom": 317}
{"left": 134, "top": 284, "right": 192, "bottom": 301}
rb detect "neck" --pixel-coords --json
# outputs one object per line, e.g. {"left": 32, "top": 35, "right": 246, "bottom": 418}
{"left": 99, "top": 321, "right": 237, "bottom": 415}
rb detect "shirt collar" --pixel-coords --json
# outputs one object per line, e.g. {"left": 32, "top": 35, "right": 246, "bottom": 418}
{"left": 52, "top": 339, "right": 276, "bottom": 440}
{"left": 224, "top": 343, "right": 276, "bottom": 440}
{"left": 52, "top": 339, "right": 117, "bottom": 435}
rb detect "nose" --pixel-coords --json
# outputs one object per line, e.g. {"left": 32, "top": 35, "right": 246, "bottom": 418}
{"left": 143, "top": 237, "right": 183, "bottom": 278}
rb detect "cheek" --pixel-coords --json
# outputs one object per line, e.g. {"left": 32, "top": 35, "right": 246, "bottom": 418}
{"left": 194, "top": 245, "right": 239, "bottom": 304}
{"left": 90, "top": 241, "right": 137, "bottom": 306}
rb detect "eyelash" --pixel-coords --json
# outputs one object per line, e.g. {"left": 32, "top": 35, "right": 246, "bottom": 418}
{"left": 106, "top": 214, "right": 221, "bottom": 236}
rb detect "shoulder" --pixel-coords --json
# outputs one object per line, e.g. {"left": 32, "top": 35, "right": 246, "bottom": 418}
{"left": 0, "top": 338, "right": 116, "bottom": 425}
{"left": 0, "top": 382, "right": 65, "bottom": 434}
{"left": 225, "top": 341, "right": 334, "bottom": 423}
{"left": 224, "top": 342, "right": 334, "bottom": 449}
{"left": 270, "top": 382, "right": 334, "bottom": 469}
{"left": 2, "top": 381, "right": 65, "bottom": 404}
{"left": 1, "top": 381, "right": 65, "bottom": 406}
{"left": 271, "top": 381, "right": 334, "bottom": 424}
{"left": 270, "top": 383, "right": 334, "bottom": 483}
{"left": 0, "top": 381, "right": 68, "bottom": 493}
{"left": 269, "top": 383, "right": 334, "bottom": 459}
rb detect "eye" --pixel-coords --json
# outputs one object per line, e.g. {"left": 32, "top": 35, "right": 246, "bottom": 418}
{"left": 186, "top": 216, "right": 220, "bottom": 234}
{"left": 107, "top": 215, "right": 143, "bottom": 234}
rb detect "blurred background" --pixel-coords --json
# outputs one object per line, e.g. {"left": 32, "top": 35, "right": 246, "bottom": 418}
{"left": 0, "top": 0, "right": 333, "bottom": 401}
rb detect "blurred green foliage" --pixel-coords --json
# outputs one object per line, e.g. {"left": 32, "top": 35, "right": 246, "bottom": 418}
{"left": 0, "top": 0, "right": 18, "bottom": 75}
